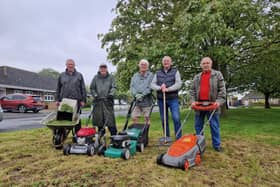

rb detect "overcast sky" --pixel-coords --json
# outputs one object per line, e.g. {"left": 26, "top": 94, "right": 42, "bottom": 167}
{"left": 0, "top": 0, "right": 117, "bottom": 84}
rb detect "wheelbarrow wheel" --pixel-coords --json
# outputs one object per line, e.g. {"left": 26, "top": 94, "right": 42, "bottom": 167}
{"left": 53, "top": 129, "right": 66, "bottom": 149}
{"left": 53, "top": 134, "right": 63, "bottom": 149}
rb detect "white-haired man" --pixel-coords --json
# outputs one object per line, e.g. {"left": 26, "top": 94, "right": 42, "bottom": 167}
{"left": 151, "top": 56, "right": 182, "bottom": 140}
{"left": 190, "top": 57, "right": 226, "bottom": 152}
{"left": 130, "top": 59, "right": 154, "bottom": 126}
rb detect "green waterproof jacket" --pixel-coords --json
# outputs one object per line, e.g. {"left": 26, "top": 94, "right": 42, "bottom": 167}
{"left": 90, "top": 72, "right": 116, "bottom": 127}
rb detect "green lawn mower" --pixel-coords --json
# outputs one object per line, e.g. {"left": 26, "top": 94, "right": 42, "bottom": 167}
{"left": 104, "top": 99, "right": 154, "bottom": 159}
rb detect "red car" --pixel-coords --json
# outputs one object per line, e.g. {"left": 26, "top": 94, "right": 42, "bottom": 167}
{"left": 0, "top": 93, "right": 45, "bottom": 113}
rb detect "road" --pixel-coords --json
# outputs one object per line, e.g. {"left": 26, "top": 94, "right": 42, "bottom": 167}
{"left": 0, "top": 107, "right": 131, "bottom": 133}
{"left": 0, "top": 111, "right": 49, "bottom": 132}
{"left": 0, "top": 105, "right": 158, "bottom": 132}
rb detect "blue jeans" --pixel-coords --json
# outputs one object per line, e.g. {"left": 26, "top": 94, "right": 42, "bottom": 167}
{"left": 158, "top": 98, "right": 182, "bottom": 139}
{"left": 195, "top": 111, "right": 221, "bottom": 148}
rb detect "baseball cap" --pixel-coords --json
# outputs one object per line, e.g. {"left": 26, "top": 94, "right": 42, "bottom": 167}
{"left": 99, "top": 63, "right": 108, "bottom": 68}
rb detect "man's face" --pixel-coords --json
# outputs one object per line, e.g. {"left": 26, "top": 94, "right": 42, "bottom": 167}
{"left": 200, "top": 58, "right": 212, "bottom": 72}
{"left": 66, "top": 60, "right": 75, "bottom": 72}
{"left": 99, "top": 66, "right": 108, "bottom": 76}
{"left": 139, "top": 63, "right": 148, "bottom": 73}
{"left": 162, "top": 57, "right": 172, "bottom": 70}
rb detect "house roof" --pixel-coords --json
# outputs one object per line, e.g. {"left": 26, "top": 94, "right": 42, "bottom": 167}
{"left": 0, "top": 66, "right": 57, "bottom": 92}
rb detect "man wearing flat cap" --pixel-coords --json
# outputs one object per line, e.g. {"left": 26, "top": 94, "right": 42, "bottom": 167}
{"left": 90, "top": 63, "right": 117, "bottom": 135}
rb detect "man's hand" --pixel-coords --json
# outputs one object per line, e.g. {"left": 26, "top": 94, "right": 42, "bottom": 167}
{"left": 107, "top": 95, "right": 114, "bottom": 100}
{"left": 56, "top": 101, "right": 60, "bottom": 107}
{"left": 160, "top": 84, "right": 168, "bottom": 92}
{"left": 214, "top": 102, "right": 220, "bottom": 108}
{"left": 80, "top": 101, "right": 85, "bottom": 107}
{"left": 135, "top": 93, "right": 144, "bottom": 101}
{"left": 191, "top": 102, "right": 198, "bottom": 108}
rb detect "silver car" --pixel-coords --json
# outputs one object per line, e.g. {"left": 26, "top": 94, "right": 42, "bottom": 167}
{"left": 0, "top": 105, "right": 3, "bottom": 121}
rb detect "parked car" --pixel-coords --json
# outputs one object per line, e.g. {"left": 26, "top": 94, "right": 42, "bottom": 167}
{"left": 0, "top": 93, "right": 45, "bottom": 113}
{"left": 0, "top": 105, "right": 3, "bottom": 121}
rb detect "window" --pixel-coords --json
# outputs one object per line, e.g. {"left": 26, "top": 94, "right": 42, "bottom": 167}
{"left": 14, "top": 90, "right": 23, "bottom": 94}
{"left": 44, "top": 95, "right": 54, "bottom": 102}
{"left": 32, "top": 96, "right": 42, "bottom": 102}
{"left": 12, "top": 95, "right": 26, "bottom": 100}
{"left": 25, "top": 90, "right": 33, "bottom": 95}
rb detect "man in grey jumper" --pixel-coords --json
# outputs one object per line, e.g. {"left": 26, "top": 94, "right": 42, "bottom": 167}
{"left": 130, "top": 59, "right": 154, "bottom": 125}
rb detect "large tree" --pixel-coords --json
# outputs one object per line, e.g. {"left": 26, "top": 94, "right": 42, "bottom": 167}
{"left": 232, "top": 2, "right": 280, "bottom": 108}
{"left": 100, "top": 0, "right": 279, "bottom": 108}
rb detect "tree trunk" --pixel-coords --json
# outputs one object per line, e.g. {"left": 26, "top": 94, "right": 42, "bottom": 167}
{"left": 264, "top": 93, "right": 270, "bottom": 109}
{"left": 225, "top": 95, "right": 229, "bottom": 110}
{"left": 220, "top": 104, "right": 227, "bottom": 117}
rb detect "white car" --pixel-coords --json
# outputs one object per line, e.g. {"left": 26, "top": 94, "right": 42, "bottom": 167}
{"left": 0, "top": 105, "right": 3, "bottom": 122}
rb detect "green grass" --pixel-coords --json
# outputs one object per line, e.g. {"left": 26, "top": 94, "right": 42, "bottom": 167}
{"left": 0, "top": 108, "right": 279, "bottom": 186}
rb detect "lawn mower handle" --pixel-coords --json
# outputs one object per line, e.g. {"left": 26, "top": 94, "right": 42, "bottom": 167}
{"left": 122, "top": 98, "right": 137, "bottom": 131}
{"left": 191, "top": 102, "right": 219, "bottom": 111}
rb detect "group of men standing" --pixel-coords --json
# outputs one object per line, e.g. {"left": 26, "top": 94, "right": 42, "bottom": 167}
{"left": 55, "top": 56, "right": 226, "bottom": 152}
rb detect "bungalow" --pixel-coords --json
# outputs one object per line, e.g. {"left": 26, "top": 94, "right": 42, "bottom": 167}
{"left": 242, "top": 91, "right": 280, "bottom": 106}
{"left": 0, "top": 66, "right": 57, "bottom": 103}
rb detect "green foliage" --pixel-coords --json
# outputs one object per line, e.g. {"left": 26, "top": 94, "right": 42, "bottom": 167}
{"left": 38, "top": 68, "right": 60, "bottom": 79}
{"left": 101, "top": 0, "right": 279, "bottom": 106}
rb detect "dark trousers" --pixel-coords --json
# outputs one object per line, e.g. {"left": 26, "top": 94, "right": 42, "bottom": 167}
{"left": 98, "top": 126, "right": 117, "bottom": 136}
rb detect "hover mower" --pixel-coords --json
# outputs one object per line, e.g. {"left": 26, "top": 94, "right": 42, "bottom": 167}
{"left": 156, "top": 102, "right": 218, "bottom": 170}
{"left": 63, "top": 102, "right": 107, "bottom": 156}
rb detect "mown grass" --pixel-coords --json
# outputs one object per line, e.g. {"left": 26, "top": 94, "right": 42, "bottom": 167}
{"left": 0, "top": 108, "right": 279, "bottom": 187}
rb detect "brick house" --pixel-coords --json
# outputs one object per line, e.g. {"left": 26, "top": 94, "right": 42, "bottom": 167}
{"left": 0, "top": 66, "right": 57, "bottom": 105}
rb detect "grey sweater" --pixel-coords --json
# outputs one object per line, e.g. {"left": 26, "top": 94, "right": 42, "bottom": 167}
{"left": 130, "top": 71, "right": 154, "bottom": 107}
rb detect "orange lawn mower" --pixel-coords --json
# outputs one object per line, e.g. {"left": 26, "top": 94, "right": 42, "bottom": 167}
{"left": 156, "top": 102, "right": 219, "bottom": 170}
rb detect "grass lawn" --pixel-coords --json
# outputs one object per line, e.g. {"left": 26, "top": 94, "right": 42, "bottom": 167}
{"left": 0, "top": 108, "right": 279, "bottom": 186}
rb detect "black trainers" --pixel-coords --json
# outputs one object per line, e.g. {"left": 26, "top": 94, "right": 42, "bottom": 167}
{"left": 214, "top": 147, "right": 222, "bottom": 152}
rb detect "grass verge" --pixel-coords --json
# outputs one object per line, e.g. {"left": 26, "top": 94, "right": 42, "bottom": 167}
{"left": 0, "top": 108, "right": 279, "bottom": 186}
